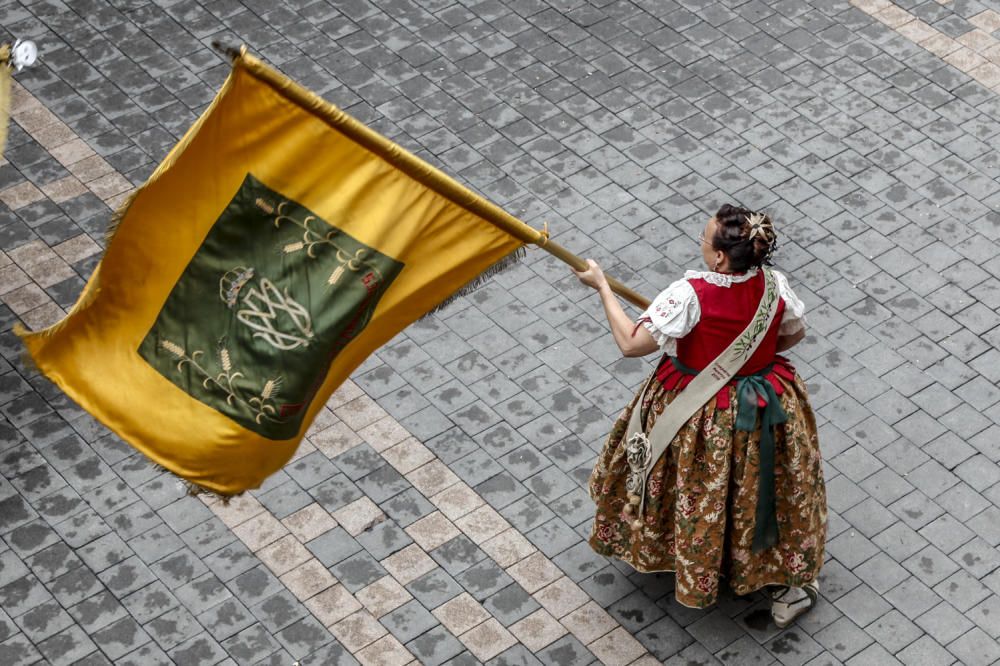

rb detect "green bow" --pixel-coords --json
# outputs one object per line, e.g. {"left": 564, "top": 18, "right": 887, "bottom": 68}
{"left": 734, "top": 375, "right": 788, "bottom": 552}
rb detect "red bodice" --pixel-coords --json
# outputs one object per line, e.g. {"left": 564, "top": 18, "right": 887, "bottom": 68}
{"left": 675, "top": 271, "right": 786, "bottom": 375}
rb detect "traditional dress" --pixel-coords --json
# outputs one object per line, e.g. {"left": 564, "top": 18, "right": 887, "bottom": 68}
{"left": 588, "top": 267, "right": 827, "bottom": 609}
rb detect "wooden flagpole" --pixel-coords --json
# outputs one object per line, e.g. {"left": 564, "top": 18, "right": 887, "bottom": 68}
{"left": 219, "top": 45, "right": 652, "bottom": 311}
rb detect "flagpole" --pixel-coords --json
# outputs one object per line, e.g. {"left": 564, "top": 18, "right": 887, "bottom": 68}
{"left": 214, "top": 44, "right": 652, "bottom": 311}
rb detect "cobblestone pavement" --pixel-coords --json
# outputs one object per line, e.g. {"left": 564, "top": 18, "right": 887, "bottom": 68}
{"left": 2, "top": 0, "right": 1000, "bottom": 664}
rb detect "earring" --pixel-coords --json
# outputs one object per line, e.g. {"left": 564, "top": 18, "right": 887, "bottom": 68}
{"left": 713, "top": 257, "right": 721, "bottom": 272}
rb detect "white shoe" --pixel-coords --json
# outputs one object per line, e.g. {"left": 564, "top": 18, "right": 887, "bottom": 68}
{"left": 770, "top": 580, "right": 819, "bottom": 628}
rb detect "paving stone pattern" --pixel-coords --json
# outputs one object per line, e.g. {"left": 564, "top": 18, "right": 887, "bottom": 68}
{"left": 2, "top": 0, "right": 1000, "bottom": 664}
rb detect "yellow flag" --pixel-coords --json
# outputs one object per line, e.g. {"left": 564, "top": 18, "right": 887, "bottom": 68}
{"left": 19, "top": 49, "right": 543, "bottom": 495}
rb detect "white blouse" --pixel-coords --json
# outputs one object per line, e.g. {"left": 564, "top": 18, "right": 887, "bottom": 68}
{"left": 638, "top": 268, "right": 806, "bottom": 355}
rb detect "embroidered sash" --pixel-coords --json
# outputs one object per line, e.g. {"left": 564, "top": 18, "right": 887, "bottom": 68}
{"left": 622, "top": 268, "right": 781, "bottom": 550}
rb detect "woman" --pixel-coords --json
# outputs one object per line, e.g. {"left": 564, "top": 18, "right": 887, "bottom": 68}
{"left": 574, "top": 204, "right": 826, "bottom": 626}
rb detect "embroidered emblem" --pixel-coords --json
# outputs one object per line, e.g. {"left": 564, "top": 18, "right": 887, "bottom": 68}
{"left": 229, "top": 272, "right": 315, "bottom": 351}
{"left": 140, "top": 174, "right": 404, "bottom": 439}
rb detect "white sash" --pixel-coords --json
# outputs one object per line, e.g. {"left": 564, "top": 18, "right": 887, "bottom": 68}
{"left": 621, "top": 268, "right": 780, "bottom": 529}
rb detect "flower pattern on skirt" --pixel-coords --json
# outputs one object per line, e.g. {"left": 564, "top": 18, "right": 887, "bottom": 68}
{"left": 588, "top": 370, "right": 827, "bottom": 609}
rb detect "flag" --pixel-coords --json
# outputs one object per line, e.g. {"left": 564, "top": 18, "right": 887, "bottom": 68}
{"left": 0, "top": 44, "right": 12, "bottom": 160}
{"left": 19, "top": 47, "right": 545, "bottom": 495}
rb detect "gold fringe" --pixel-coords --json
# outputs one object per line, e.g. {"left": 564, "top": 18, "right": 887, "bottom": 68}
{"left": 151, "top": 462, "right": 245, "bottom": 503}
{"left": 422, "top": 246, "right": 525, "bottom": 317}
{"left": 102, "top": 187, "right": 140, "bottom": 247}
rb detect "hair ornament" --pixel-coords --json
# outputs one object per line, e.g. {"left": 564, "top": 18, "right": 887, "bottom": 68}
{"left": 747, "top": 212, "right": 767, "bottom": 240}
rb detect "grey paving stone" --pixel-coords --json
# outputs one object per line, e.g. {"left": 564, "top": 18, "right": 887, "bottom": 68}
{"left": 128, "top": 523, "right": 184, "bottom": 566}
{"left": 14, "top": 599, "right": 75, "bottom": 643}
{"left": 23, "top": 540, "right": 82, "bottom": 583}
{"left": 156, "top": 495, "right": 213, "bottom": 534}
{"left": 500, "top": 493, "right": 556, "bottom": 533}
{"left": 0, "top": 633, "right": 43, "bottom": 666}
{"left": 833, "top": 583, "right": 893, "bottom": 628}
{"left": 0, "top": 572, "right": 55, "bottom": 618}
{"left": 332, "top": 443, "right": 386, "bottom": 481}
{"left": 407, "top": 624, "right": 465, "bottom": 666}
{"left": 475, "top": 469, "right": 528, "bottom": 509}
{"left": 0, "top": 494, "right": 39, "bottom": 535}
{"left": 380, "top": 487, "right": 436, "bottom": 527}
{"left": 220, "top": 623, "right": 282, "bottom": 665}
{"left": 915, "top": 600, "right": 975, "bottom": 645}
{"left": 150, "top": 546, "right": 210, "bottom": 589}
{"left": 121, "top": 580, "right": 179, "bottom": 625}
{"left": 356, "top": 463, "right": 410, "bottom": 504}
{"left": 933, "top": 569, "right": 991, "bottom": 613}
{"left": 381, "top": 598, "right": 439, "bottom": 644}
{"left": 299, "top": 639, "right": 360, "bottom": 665}
{"left": 174, "top": 572, "right": 232, "bottom": 617}
{"left": 356, "top": 518, "right": 413, "bottom": 562}
{"left": 483, "top": 581, "right": 540, "bottom": 626}
{"left": 49, "top": 564, "right": 102, "bottom": 608}
{"left": 198, "top": 597, "right": 255, "bottom": 642}
{"left": 97, "top": 555, "right": 156, "bottom": 599}
{"left": 202, "top": 541, "right": 259, "bottom": 583}
{"left": 406, "top": 567, "right": 464, "bottom": 609}
{"left": 525, "top": 517, "right": 581, "bottom": 558}
{"left": 523, "top": 466, "right": 578, "bottom": 503}
{"left": 488, "top": 643, "right": 544, "bottom": 666}
{"left": 309, "top": 472, "right": 363, "bottom": 513}
{"left": 180, "top": 516, "right": 237, "bottom": 559}
{"left": 275, "top": 615, "right": 333, "bottom": 660}
{"left": 454, "top": 558, "right": 514, "bottom": 602}
{"left": 84, "top": 480, "right": 140, "bottom": 519}
{"left": 305, "top": 527, "right": 362, "bottom": 569}
{"left": 35, "top": 624, "right": 99, "bottom": 666}
{"left": 77, "top": 532, "right": 131, "bottom": 574}
{"left": 0, "top": 549, "right": 29, "bottom": 590}
{"left": 168, "top": 632, "right": 227, "bottom": 665}
{"left": 430, "top": 535, "right": 487, "bottom": 577}
{"left": 581, "top": 565, "right": 638, "bottom": 608}
{"left": 228, "top": 564, "right": 282, "bottom": 605}
{"left": 144, "top": 604, "right": 203, "bottom": 652}
{"left": 329, "top": 551, "right": 387, "bottom": 593}
{"left": 250, "top": 589, "right": 307, "bottom": 636}
{"left": 637, "top": 613, "right": 695, "bottom": 661}
{"left": 91, "top": 615, "right": 151, "bottom": 660}
{"left": 551, "top": 541, "right": 607, "bottom": 584}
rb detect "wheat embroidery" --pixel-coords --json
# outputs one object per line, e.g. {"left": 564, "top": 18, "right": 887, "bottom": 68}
{"left": 159, "top": 338, "right": 283, "bottom": 424}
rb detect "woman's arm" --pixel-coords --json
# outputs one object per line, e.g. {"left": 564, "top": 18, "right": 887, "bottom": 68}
{"left": 776, "top": 328, "right": 805, "bottom": 352}
{"left": 575, "top": 260, "right": 661, "bottom": 357}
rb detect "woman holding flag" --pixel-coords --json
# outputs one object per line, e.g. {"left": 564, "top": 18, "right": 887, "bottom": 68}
{"left": 574, "top": 204, "right": 826, "bottom": 627}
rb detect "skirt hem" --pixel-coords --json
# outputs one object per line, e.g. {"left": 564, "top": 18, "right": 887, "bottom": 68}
{"left": 591, "top": 538, "right": 820, "bottom": 610}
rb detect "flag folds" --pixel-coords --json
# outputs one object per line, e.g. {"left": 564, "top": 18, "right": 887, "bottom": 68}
{"left": 20, "top": 48, "right": 543, "bottom": 494}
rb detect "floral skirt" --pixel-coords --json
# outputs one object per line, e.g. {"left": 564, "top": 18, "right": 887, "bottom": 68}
{"left": 588, "top": 366, "right": 827, "bottom": 608}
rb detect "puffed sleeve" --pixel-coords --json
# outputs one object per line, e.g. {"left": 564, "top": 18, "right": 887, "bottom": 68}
{"left": 635, "top": 278, "right": 700, "bottom": 355}
{"left": 774, "top": 270, "right": 807, "bottom": 335}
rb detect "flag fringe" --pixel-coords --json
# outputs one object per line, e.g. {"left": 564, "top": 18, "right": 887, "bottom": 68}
{"left": 422, "top": 246, "right": 525, "bottom": 317}
{"left": 151, "top": 462, "right": 245, "bottom": 503}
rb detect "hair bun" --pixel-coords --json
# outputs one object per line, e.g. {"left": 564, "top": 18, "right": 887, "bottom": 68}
{"left": 711, "top": 204, "right": 777, "bottom": 270}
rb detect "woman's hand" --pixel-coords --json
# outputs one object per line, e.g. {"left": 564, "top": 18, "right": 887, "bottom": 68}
{"left": 574, "top": 259, "right": 609, "bottom": 291}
